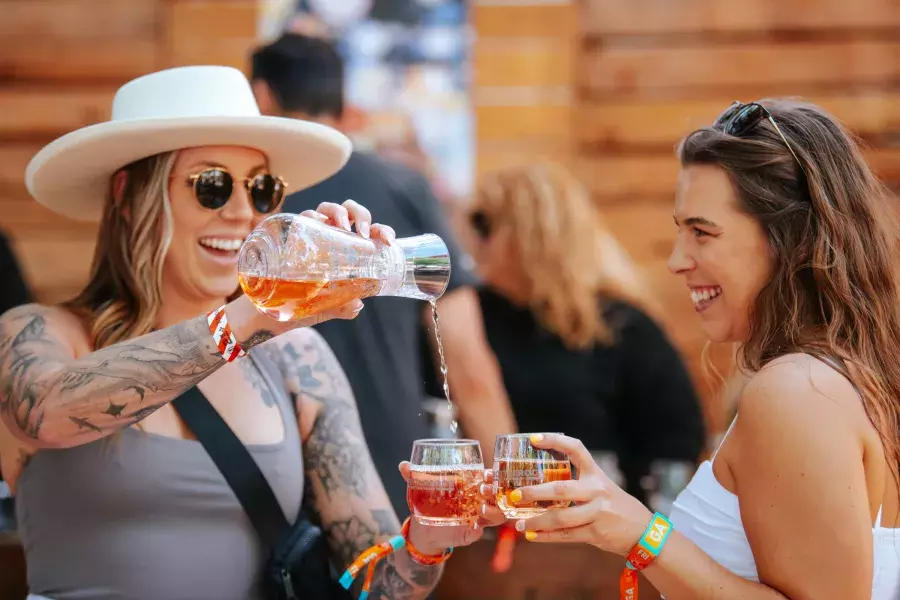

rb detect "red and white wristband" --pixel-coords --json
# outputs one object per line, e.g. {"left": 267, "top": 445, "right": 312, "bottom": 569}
{"left": 207, "top": 305, "right": 246, "bottom": 362}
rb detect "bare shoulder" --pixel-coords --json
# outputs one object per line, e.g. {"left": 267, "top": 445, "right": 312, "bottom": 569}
{"left": 0, "top": 304, "right": 87, "bottom": 485}
{"left": 740, "top": 353, "right": 867, "bottom": 428}
{"left": 731, "top": 353, "right": 867, "bottom": 465}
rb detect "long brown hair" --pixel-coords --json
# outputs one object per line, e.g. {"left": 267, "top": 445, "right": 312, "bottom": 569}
{"left": 678, "top": 99, "right": 900, "bottom": 484}
{"left": 64, "top": 152, "right": 178, "bottom": 349}
{"left": 473, "top": 162, "right": 657, "bottom": 350}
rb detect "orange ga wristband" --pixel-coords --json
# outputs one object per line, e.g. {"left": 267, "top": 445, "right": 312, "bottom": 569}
{"left": 619, "top": 512, "right": 673, "bottom": 600}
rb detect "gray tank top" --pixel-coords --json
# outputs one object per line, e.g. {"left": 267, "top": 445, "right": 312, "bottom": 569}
{"left": 15, "top": 351, "right": 304, "bottom": 600}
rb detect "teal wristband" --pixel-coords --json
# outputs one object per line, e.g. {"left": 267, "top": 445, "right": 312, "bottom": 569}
{"left": 624, "top": 512, "right": 673, "bottom": 571}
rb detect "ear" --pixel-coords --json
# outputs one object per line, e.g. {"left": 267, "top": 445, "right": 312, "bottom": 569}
{"left": 251, "top": 79, "right": 279, "bottom": 116}
{"left": 112, "top": 170, "right": 130, "bottom": 220}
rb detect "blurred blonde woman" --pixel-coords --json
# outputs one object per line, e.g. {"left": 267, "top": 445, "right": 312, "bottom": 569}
{"left": 468, "top": 162, "right": 705, "bottom": 504}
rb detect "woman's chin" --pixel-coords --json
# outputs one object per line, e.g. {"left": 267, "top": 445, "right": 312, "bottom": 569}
{"left": 700, "top": 320, "right": 738, "bottom": 345}
{"left": 197, "top": 279, "right": 241, "bottom": 303}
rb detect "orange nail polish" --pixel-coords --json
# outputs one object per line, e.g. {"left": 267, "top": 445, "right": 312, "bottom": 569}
{"left": 530, "top": 433, "right": 544, "bottom": 444}
{"left": 525, "top": 531, "right": 537, "bottom": 541}
{"left": 509, "top": 489, "right": 522, "bottom": 503}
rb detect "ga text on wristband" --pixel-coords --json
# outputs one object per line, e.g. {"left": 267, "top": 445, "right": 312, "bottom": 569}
{"left": 619, "top": 512, "right": 673, "bottom": 600}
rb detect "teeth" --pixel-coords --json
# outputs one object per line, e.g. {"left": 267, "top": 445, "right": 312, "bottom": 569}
{"left": 199, "top": 238, "right": 243, "bottom": 251}
{"left": 691, "top": 286, "right": 722, "bottom": 305}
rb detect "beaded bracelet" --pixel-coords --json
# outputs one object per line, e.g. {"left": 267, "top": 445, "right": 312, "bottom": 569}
{"left": 619, "top": 512, "right": 673, "bottom": 600}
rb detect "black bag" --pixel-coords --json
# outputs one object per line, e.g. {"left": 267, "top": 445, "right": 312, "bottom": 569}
{"left": 173, "top": 358, "right": 353, "bottom": 600}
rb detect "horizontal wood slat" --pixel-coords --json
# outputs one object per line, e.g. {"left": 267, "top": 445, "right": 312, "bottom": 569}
{"left": 0, "top": 143, "right": 43, "bottom": 188}
{"left": 475, "top": 41, "right": 574, "bottom": 88}
{"left": 12, "top": 234, "right": 96, "bottom": 303}
{"left": 0, "top": 199, "right": 100, "bottom": 233}
{"left": 582, "top": 0, "right": 900, "bottom": 35}
{"left": 0, "top": 88, "right": 114, "bottom": 138}
{"left": 475, "top": 140, "right": 575, "bottom": 178}
{"left": 575, "top": 147, "right": 900, "bottom": 201}
{"left": 473, "top": 3, "right": 577, "bottom": 39}
{"left": 581, "top": 40, "right": 900, "bottom": 99}
{"left": 577, "top": 92, "right": 900, "bottom": 151}
{"left": 0, "top": 0, "right": 158, "bottom": 82}
{"left": 163, "top": 0, "right": 262, "bottom": 72}
{"left": 476, "top": 104, "right": 572, "bottom": 142}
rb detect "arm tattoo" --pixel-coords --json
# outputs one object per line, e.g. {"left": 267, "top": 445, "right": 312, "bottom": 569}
{"left": 276, "top": 331, "right": 444, "bottom": 599}
{"left": 0, "top": 308, "right": 224, "bottom": 447}
{"left": 281, "top": 336, "right": 372, "bottom": 499}
{"left": 241, "top": 329, "right": 276, "bottom": 349}
{"left": 370, "top": 553, "right": 444, "bottom": 599}
{"left": 239, "top": 359, "right": 277, "bottom": 408}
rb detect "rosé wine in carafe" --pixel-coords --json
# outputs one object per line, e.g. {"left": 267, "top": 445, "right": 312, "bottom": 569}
{"left": 237, "top": 213, "right": 451, "bottom": 322}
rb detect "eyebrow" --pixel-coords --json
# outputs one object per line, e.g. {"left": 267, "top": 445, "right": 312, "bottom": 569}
{"left": 674, "top": 215, "right": 721, "bottom": 228}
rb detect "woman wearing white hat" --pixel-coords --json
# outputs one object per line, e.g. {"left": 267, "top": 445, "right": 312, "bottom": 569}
{"left": 0, "top": 66, "right": 500, "bottom": 600}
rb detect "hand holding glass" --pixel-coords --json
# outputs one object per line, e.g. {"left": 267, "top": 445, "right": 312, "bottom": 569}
{"left": 494, "top": 433, "right": 572, "bottom": 519}
{"left": 407, "top": 439, "right": 485, "bottom": 526}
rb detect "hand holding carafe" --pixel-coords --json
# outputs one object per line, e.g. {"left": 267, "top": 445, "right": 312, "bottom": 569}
{"left": 237, "top": 200, "right": 451, "bottom": 322}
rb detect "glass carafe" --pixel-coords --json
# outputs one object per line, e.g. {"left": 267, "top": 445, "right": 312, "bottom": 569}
{"left": 237, "top": 213, "right": 451, "bottom": 322}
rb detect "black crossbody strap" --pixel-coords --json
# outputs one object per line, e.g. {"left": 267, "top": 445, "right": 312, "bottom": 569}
{"left": 173, "top": 383, "right": 289, "bottom": 548}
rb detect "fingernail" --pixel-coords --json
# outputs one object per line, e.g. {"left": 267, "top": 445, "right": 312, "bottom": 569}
{"left": 515, "top": 520, "right": 525, "bottom": 532}
{"left": 352, "top": 300, "right": 364, "bottom": 312}
{"left": 343, "top": 218, "right": 352, "bottom": 231}
{"left": 481, "top": 504, "right": 487, "bottom": 516}
{"left": 360, "top": 222, "right": 370, "bottom": 238}
{"left": 525, "top": 531, "right": 537, "bottom": 541}
{"left": 509, "top": 489, "right": 522, "bottom": 503}
{"left": 479, "top": 484, "right": 487, "bottom": 495}
{"left": 530, "top": 434, "right": 544, "bottom": 444}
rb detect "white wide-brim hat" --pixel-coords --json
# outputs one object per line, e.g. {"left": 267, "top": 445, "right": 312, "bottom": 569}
{"left": 25, "top": 65, "right": 352, "bottom": 222}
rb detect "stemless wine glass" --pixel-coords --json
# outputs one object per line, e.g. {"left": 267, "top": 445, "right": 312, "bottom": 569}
{"left": 407, "top": 439, "right": 485, "bottom": 526}
{"left": 494, "top": 433, "right": 572, "bottom": 519}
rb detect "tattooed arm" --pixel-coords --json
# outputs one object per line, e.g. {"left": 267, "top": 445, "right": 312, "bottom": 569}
{"left": 267, "top": 329, "right": 445, "bottom": 599}
{"left": 0, "top": 298, "right": 295, "bottom": 449}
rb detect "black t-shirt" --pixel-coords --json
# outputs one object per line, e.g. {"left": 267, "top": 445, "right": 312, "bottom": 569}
{"left": 283, "top": 152, "right": 478, "bottom": 517}
{"left": 477, "top": 288, "right": 705, "bottom": 503}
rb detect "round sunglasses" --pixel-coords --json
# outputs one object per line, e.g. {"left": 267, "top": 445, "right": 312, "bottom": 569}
{"left": 186, "top": 168, "right": 287, "bottom": 214}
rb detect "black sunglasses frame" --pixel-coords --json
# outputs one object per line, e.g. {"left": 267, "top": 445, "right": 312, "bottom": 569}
{"left": 186, "top": 168, "right": 287, "bottom": 214}
{"left": 714, "top": 101, "right": 804, "bottom": 170}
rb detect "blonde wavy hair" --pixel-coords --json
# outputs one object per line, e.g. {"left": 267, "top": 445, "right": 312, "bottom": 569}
{"left": 473, "top": 162, "right": 656, "bottom": 350}
{"left": 64, "top": 152, "right": 179, "bottom": 349}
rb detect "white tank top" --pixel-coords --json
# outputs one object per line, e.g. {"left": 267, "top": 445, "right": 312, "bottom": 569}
{"left": 669, "top": 442, "right": 900, "bottom": 598}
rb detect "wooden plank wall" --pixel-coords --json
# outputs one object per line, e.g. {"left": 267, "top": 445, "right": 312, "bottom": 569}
{"left": 0, "top": 0, "right": 264, "bottom": 305}
{"left": 472, "top": 0, "right": 579, "bottom": 178}
{"left": 471, "top": 0, "right": 900, "bottom": 435}
{"left": 577, "top": 0, "right": 900, "bottom": 432}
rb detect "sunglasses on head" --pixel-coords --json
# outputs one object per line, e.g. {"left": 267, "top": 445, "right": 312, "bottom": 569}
{"left": 713, "top": 101, "right": 804, "bottom": 170}
{"left": 186, "top": 168, "right": 287, "bottom": 214}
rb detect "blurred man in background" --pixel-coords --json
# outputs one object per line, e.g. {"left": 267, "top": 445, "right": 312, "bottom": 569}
{"left": 251, "top": 33, "right": 517, "bottom": 517}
